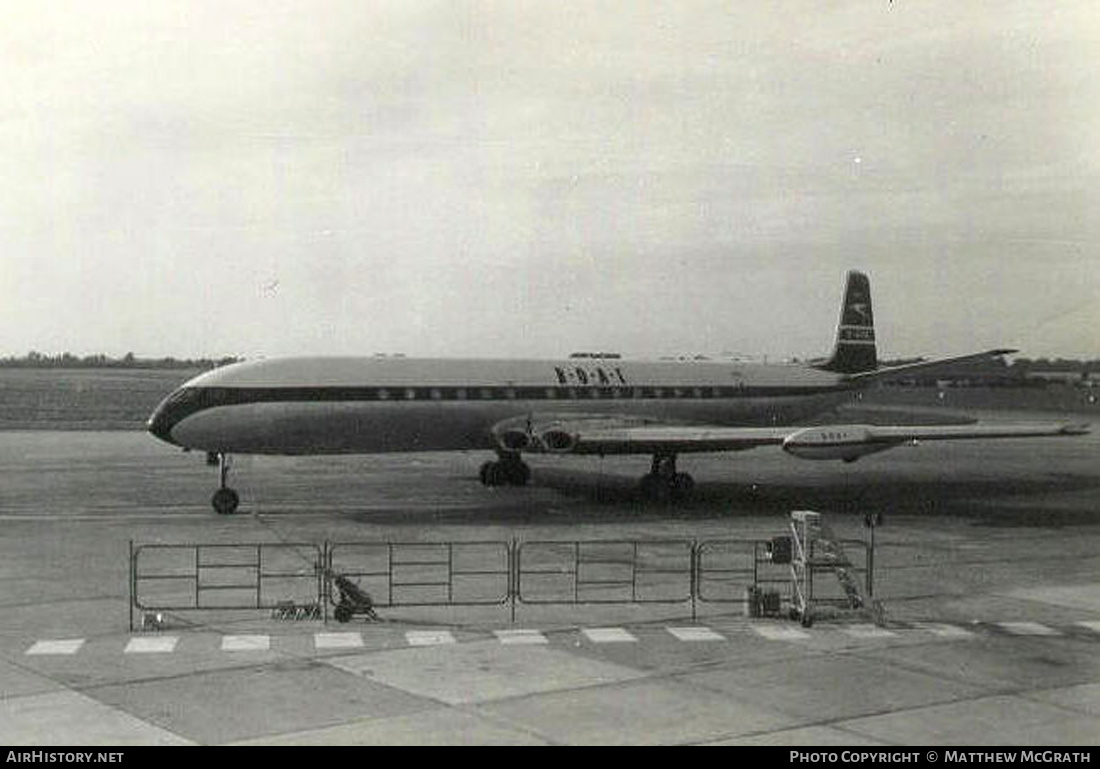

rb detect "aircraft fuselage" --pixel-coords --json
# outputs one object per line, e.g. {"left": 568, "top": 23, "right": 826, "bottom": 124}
{"left": 148, "top": 356, "right": 854, "bottom": 455}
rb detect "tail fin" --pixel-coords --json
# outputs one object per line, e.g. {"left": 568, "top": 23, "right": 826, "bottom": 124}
{"left": 817, "top": 271, "right": 877, "bottom": 374}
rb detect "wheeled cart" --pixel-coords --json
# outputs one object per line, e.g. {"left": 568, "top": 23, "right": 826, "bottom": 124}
{"left": 329, "top": 571, "right": 380, "bottom": 623}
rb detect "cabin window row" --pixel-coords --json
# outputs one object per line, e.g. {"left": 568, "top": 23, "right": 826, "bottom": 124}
{"left": 355, "top": 386, "right": 750, "bottom": 401}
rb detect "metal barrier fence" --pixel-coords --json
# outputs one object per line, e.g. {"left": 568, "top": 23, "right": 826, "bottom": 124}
{"left": 130, "top": 537, "right": 873, "bottom": 625}
{"left": 325, "top": 541, "right": 511, "bottom": 608}
{"left": 516, "top": 539, "right": 694, "bottom": 605}
{"left": 129, "top": 541, "right": 323, "bottom": 630}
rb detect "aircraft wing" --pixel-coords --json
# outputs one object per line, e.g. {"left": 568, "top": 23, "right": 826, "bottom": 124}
{"left": 543, "top": 423, "right": 797, "bottom": 455}
{"left": 500, "top": 414, "right": 1088, "bottom": 461}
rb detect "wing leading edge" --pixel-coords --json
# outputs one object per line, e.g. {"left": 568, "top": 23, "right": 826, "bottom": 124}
{"left": 508, "top": 417, "right": 1088, "bottom": 461}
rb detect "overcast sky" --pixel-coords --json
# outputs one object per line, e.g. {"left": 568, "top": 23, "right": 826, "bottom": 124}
{"left": 1, "top": 1, "right": 1098, "bottom": 361}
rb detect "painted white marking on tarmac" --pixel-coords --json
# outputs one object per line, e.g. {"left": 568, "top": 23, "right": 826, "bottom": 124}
{"left": 494, "top": 629, "right": 548, "bottom": 645}
{"left": 124, "top": 636, "right": 178, "bottom": 654}
{"left": 914, "top": 622, "right": 975, "bottom": 639}
{"left": 406, "top": 630, "right": 456, "bottom": 646}
{"left": 314, "top": 632, "right": 363, "bottom": 649}
{"left": 26, "top": 639, "right": 85, "bottom": 656}
{"left": 221, "top": 635, "right": 270, "bottom": 651}
{"left": 667, "top": 626, "right": 725, "bottom": 642}
{"left": 842, "top": 624, "right": 897, "bottom": 639}
{"left": 1077, "top": 621, "right": 1100, "bottom": 634}
{"left": 998, "top": 621, "right": 1062, "bottom": 637}
{"left": 582, "top": 627, "right": 637, "bottom": 643}
{"left": 751, "top": 625, "right": 810, "bottom": 641}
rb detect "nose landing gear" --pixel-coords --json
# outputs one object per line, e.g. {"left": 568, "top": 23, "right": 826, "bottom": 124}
{"left": 208, "top": 452, "right": 240, "bottom": 515}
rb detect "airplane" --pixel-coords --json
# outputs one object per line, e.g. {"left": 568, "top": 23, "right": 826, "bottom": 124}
{"left": 147, "top": 271, "right": 1088, "bottom": 514}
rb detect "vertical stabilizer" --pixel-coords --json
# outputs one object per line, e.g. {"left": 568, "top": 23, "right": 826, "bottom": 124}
{"left": 818, "top": 271, "right": 877, "bottom": 374}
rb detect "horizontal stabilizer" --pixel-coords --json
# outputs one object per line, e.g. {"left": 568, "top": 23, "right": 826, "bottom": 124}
{"left": 844, "top": 348, "right": 1018, "bottom": 384}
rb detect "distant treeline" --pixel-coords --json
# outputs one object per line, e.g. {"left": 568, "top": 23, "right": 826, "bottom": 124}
{"left": 0, "top": 352, "right": 243, "bottom": 370}
{"left": 0, "top": 351, "right": 1095, "bottom": 373}
{"left": 1004, "top": 358, "right": 1100, "bottom": 373}
{"left": 880, "top": 357, "right": 1099, "bottom": 373}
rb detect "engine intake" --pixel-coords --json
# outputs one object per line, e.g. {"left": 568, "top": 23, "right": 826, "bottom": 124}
{"left": 539, "top": 429, "right": 576, "bottom": 453}
{"left": 496, "top": 429, "right": 532, "bottom": 451}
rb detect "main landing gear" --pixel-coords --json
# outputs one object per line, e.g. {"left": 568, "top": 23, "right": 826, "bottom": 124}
{"left": 207, "top": 451, "right": 240, "bottom": 515}
{"left": 479, "top": 453, "right": 531, "bottom": 487}
{"left": 638, "top": 454, "right": 695, "bottom": 502}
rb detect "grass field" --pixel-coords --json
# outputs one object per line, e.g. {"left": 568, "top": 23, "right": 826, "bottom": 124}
{"left": 0, "top": 367, "right": 1094, "bottom": 430}
{"left": 0, "top": 368, "right": 200, "bottom": 429}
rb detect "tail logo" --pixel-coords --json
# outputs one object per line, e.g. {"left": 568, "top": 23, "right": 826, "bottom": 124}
{"left": 844, "top": 288, "right": 873, "bottom": 327}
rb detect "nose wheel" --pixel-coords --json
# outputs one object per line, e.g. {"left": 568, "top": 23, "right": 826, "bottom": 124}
{"left": 210, "top": 453, "right": 240, "bottom": 514}
{"left": 212, "top": 487, "right": 240, "bottom": 515}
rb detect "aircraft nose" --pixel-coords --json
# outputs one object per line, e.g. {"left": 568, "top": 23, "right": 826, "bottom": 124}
{"left": 147, "top": 390, "right": 185, "bottom": 445}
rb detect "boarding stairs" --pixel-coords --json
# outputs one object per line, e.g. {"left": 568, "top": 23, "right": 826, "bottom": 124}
{"left": 789, "top": 510, "right": 885, "bottom": 627}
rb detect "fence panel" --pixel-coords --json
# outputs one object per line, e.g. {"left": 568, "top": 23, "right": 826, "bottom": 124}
{"left": 694, "top": 539, "right": 761, "bottom": 605}
{"left": 516, "top": 539, "right": 694, "bottom": 605}
{"left": 131, "top": 542, "right": 322, "bottom": 615}
{"left": 325, "top": 541, "right": 511, "bottom": 607}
